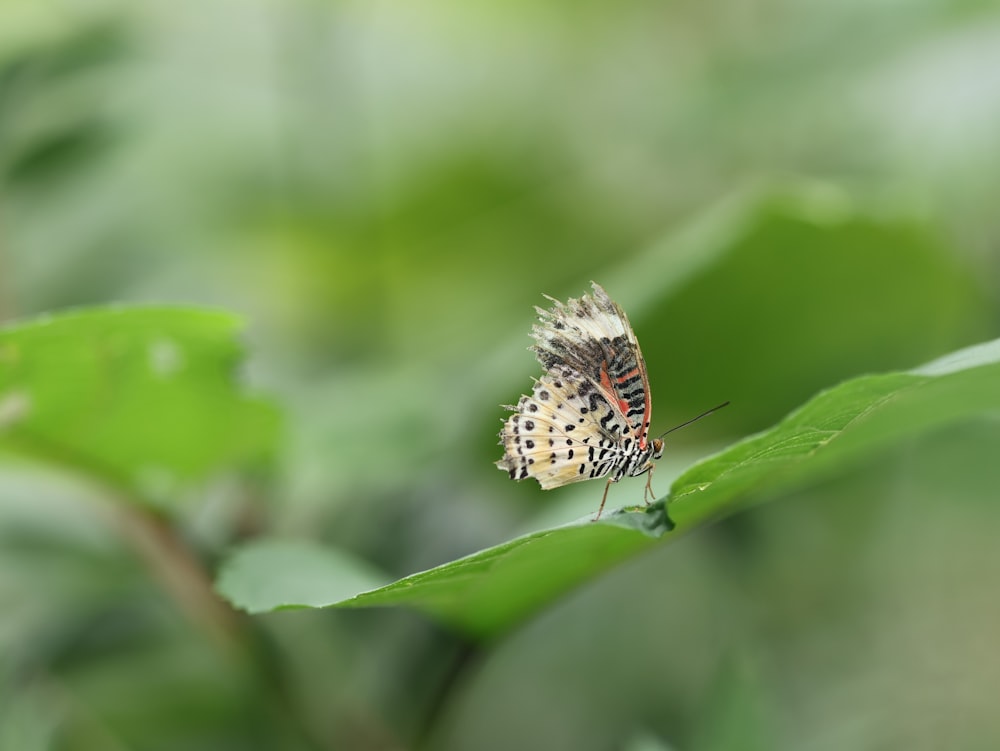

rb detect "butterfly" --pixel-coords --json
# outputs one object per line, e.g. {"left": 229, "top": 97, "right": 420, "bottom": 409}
{"left": 496, "top": 282, "right": 726, "bottom": 519}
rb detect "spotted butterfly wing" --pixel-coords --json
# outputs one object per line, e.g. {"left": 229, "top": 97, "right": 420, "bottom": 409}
{"left": 531, "top": 282, "right": 653, "bottom": 446}
{"left": 496, "top": 282, "right": 664, "bottom": 518}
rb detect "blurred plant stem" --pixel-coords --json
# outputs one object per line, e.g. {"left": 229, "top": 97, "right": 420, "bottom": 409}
{"left": 111, "top": 501, "right": 245, "bottom": 651}
{"left": 0, "top": 208, "right": 11, "bottom": 322}
{"left": 108, "top": 496, "right": 350, "bottom": 750}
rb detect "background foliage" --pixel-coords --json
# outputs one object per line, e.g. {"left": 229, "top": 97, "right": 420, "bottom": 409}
{"left": 2, "top": 1, "right": 1000, "bottom": 750}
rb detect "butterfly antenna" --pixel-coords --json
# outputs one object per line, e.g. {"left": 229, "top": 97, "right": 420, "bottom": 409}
{"left": 657, "top": 401, "right": 730, "bottom": 440}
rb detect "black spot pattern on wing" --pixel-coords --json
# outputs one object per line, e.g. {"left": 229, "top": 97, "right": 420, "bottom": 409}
{"left": 496, "top": 282, "right": 659, "bottom": 498}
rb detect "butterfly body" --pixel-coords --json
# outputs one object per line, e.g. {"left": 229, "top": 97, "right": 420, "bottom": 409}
{"left": 497, "top": 282, "right": 663, "bottom": 517}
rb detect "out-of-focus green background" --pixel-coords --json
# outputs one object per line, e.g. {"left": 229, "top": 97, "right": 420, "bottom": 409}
{"left": 2, "top": 1, "right": 1000, "bottom": 749}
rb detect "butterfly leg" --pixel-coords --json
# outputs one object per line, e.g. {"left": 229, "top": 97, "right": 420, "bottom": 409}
{"left": 593, "top": 477, "right": 614, "bottom": 521}
{"left": 643, "top": 465, "right": 657, "bottom": 504}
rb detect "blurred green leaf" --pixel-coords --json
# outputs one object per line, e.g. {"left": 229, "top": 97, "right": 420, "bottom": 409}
{"left": 217, "top": 336, "right": 1000, "bottom": 638}
{"left": 0, "top": 20, "right": 124, "bottom": 187}
{"left": 216, "top": 539, "right": 388, "bottom": 613}
{"left": 691, "top": 655, "right": 772, "bottom": 751}
{"left": 623, "top": 731, "right": 677, "bottom": 751}
{"left": 0, "top": 306, "right": 279, "bottom": 505}
{"left": 631, "top": 189, "right": 992, "bottom": 435}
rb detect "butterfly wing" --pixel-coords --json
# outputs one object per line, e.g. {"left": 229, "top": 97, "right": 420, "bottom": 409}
{"left": 497, "top": 369, "right": 635, "bottom": 488}
{"left": 531, "top": 282, "right": 653, "bottom": 451}
{"left": 496, "top": 283, "right": 654, "bottom": 490}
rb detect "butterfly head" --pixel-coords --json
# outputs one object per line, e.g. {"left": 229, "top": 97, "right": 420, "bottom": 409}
{"left": 650, "top": 437, "right": 664, "bottom": 461}
{"left": 628, "top": 437, "right": 664, "bottom": 479}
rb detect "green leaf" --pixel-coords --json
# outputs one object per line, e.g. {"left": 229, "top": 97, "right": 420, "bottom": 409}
{"left": 666, "top": 337, "right": 1000, "bottom": 532}
{"left": 216, "top": 336, "right": 1000, "bottom": 638}
{"left": 217, "top": 512, "right": 668, "bottom": 627}
{"left": 216, "top": 539, "right": 388, "bottom": 613}
{"left": 0, "top": 306, "right": 279, "bottom": 504}
{"left": 630, "top": 189, "right": 992, "bottom": 435}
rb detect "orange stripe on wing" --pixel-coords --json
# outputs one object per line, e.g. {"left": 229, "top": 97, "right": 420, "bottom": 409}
{"left": 599, "top": 364, "right": 631, "bottom": 417}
